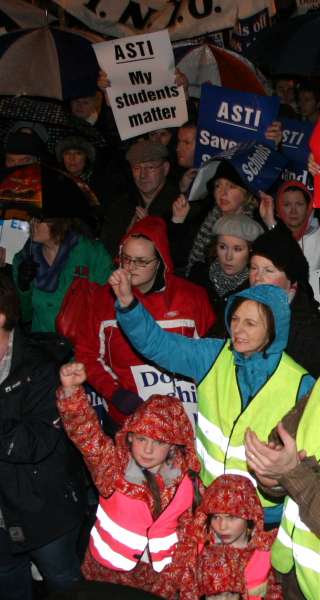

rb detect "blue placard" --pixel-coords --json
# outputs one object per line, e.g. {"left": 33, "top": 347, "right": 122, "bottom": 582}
{"left": 194, "top": 84, "right": 280, "bottom": 167}
{"left": 189, "top": 140, "right": 288, "bottom": 201}
{"left": 280, "top": 117, "right": 314, "bottom": 165}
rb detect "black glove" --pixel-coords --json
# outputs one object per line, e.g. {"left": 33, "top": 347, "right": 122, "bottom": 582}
{"left": 111, "top": 388, "right": 144, "bottom": 416}
{"left": 17, "top": 258, "right": 39, "bottom": 291}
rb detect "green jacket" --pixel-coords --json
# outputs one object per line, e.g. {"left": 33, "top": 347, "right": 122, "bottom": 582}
{"left": 13, "top": 235, "right": 113, "bottom": 332}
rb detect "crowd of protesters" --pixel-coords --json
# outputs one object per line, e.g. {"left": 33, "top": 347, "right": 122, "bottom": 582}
{"left": 0, "top": 46, "right": 320, "bottom": 600}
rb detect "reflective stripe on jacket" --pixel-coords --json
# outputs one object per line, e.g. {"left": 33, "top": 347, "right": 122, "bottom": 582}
{"left": 272, "top": 378, "right": 320, "bottom": 600}
{"left": 197, "top": 342, "right": 307, "bottom": 508}
{"left": 89, "top": 474, "right": 193, "bottom": 573}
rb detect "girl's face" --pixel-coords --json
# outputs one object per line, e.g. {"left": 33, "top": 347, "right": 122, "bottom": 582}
{"left": 214, "top": 178, "right": 248, "bottom": 215}
{"left": 217, "top": 235, "right": 249, "bottom": 276}
{"left": 121, "top": 237, "right": 160, "bottom": 294}
{"left": 210, "top": 514, "right": 248, "bottom": 548}
{"left": 230, "top": 299, "right": 269, "bottom": 357}
{"left": 128, "top": 433, "right": 171, "bottom": 471}
{"left": 249, "top": 255, "right": 292, "bottom": 291}
{"left": 279, "top": 190, "right": 309, "bottom": 232}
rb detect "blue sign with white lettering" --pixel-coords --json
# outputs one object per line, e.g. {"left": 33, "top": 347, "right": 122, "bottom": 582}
{"left": 280, "top": 118, "right": 314, "bottom": 165}
{"left": 190, "top": 141, "right": 288, "bottom": 201}
{"left": 194, "top": 84, "right": 280, "bottom": 167}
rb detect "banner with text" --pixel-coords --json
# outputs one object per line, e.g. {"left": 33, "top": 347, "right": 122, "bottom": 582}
{"left": 94, "top": 30, "right": 188, "bottom": 140}
{"left": 194, "top": 84, "right": 280, "bottom": 167}
{"left": 52, "top": 0, "right": 276, "bottom": 45}
{"left": 189, "top": 141, "right": 288, "bottom": 201}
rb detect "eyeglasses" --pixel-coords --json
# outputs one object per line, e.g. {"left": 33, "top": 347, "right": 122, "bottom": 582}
{"left": 120, "top": 254, "right": 158, "bottom": 269}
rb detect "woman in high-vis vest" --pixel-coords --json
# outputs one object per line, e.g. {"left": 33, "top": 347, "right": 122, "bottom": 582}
{"left": 109, "top": 269, "right": 315, "bottom": 526}
{"left": 245, "top": 379, "right": 320, "bottom": 600}
{"left": 193, "top": 474, "right": 282, "bottom": 599}
{"left": 57, "top": 362, "right": 200, "bottom": 600}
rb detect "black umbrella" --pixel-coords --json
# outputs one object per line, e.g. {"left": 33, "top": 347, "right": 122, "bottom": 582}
{"left": 0, "top": 26, "right": 99, "bottom": 100}
{"left": 0, "top": 96, "right": 107, "bottom": 154}
{"left": 247, "top": 11, "right": 320, "bottom": 76}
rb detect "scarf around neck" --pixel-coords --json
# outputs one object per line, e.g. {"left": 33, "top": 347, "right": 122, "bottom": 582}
{"left": 209, "top": 259, "right": 249, "bottom": 298}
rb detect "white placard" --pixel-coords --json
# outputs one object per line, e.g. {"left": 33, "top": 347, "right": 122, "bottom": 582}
{"left": 0, "top": 220, "right": 29, "bottom": 264}
{"left": 131, "top": 363, "right": 197, "bottom": 433}
{"left": 94, "top": 30, "right": 188, "bottom": 140}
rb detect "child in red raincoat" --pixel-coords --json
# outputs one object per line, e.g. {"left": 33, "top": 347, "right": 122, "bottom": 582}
{"left": 57, "top": 362, "right": 200, "bottom": 600}
{"left": 193, "top": 475, "right": 283, "bottom": 600}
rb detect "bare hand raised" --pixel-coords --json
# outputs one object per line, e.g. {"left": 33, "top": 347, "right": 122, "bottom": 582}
{"left": 259, "top": 191, "right": 276, "bottom": 228}
{"left": 60, "top": 362, "right": 87, "bottom": 391}
{"left": 108, "top": 268, "right": 134, "bottom": 307}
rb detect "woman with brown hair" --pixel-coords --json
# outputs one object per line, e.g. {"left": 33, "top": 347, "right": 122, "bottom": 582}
{"left": 12, "top": 218, "right": 113, "bottom": 333}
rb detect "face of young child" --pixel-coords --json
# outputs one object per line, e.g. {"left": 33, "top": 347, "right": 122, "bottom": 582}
{"left": 210, "top": 513, "right": 249, "bottom": 548}
{"left": 128, "top": 433, "right": 172, "bottom": 471}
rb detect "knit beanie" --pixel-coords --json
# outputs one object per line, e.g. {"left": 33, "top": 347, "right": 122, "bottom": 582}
{"left": 55, "top": 136, "right": 96, "bottom": 164}
{"left": 251, "top": 226, "right": 309, "bottom": 285}
{"left": 212, "top": 214, "right": 264, "bottom": 242}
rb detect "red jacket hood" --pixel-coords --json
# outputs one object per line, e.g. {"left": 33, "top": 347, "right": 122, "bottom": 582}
{"left": 116, "top": 394, "right": 200, "bottom": 474}
{"left": 276, "top": 180, "right": 313, "bottom": 241}
{"left": 119, "top": 216, "right": 174, "bottom": 276}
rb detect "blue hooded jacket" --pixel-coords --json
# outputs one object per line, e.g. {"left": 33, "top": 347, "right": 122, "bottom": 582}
{"left": 117, "top": 284, "right": 314, "bottom": 406}
{"left": 117, "top": 284, "right": 314, "bottom": 523}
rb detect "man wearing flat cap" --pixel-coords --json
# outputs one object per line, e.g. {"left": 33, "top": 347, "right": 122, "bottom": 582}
{"left": 101, "top": 139, "right": 179, "bottom": 258}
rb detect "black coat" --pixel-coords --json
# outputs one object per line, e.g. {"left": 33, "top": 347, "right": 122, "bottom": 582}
{"left": 0, "top": 329, "right": 86, "bottom": 554}
{"left": 287, "top": 287, "right": 320, "bottom": 379}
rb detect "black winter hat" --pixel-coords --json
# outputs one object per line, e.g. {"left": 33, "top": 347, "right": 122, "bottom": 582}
{"left": 251, "top": 226, "right": 309, "bottom": 286}
{"left": 207, "top": 160, "right": 248, "bottom": 194}
{"left": 5, "top": 131, "right": 45, "bottom": 158}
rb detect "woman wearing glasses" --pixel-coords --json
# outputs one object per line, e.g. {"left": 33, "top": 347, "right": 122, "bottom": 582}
{"left": 74, "top": 215, "right": 215, "bottom": 431}
{"left": 12, "top": 218, "right": 113, "bottom": 333}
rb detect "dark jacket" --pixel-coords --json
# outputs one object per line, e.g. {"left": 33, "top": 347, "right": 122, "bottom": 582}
{"left": 287, "top": 286, "right": 320, "bottom": 378}
{"left": 0, "top": 329, "right": 86, "bottom": 554}
{"left": 101, "top": 179, "right": 180, "bottom": 259}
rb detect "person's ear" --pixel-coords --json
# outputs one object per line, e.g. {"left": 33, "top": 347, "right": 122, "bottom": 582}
{"left": 127, "top": 433, "right": 133, "bottom": 443}
{"left": 0, "top": 313, "right": 6, "bottom": 329}
{"left": 163, "top": 160, "right": 170, "bottom": 177}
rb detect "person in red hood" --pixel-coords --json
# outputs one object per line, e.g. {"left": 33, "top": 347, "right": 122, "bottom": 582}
{"left": 57, "top": 362, "right": 201, "bottom": 600}
{"left": 74, "top": 215, "right": 215, "bottom": 432}
{"left": 275, "top": 181, "right": 320, "bottom": 302}
{"left": 192, "top": 475, "right": 283, "bottom": 600}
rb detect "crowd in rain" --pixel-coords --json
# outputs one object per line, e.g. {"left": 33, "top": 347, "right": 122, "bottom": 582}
{"left": 1, "top": 24, "right": 320, "bottom": 600}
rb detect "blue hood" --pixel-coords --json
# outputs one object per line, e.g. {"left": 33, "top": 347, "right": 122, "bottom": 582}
{"left": 225, "top": 284, "right": 290, "bottom": 355}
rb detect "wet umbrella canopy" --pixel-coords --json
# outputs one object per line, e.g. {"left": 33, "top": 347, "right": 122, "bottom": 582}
{"left": 0, "top": 26, "right": 100, "bottom": 100}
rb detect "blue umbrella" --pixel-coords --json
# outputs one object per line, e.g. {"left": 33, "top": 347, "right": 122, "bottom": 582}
{"left": 0, "top": 26, "right": 100, "bottom": 100}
